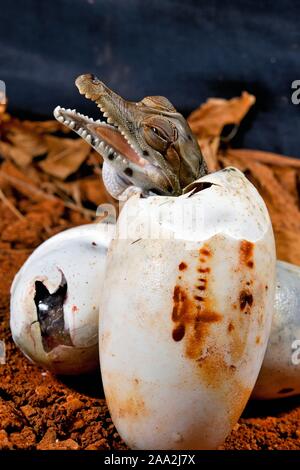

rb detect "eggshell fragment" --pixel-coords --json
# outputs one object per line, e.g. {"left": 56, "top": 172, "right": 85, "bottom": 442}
{"left": 253, "top": 260, "right": 300, "bottom": 399}
{"left": 99, "top": 167, "right": 276, "bottom": 449}
{"left": 10, "top": 223, "right": 114, "bottom": 375}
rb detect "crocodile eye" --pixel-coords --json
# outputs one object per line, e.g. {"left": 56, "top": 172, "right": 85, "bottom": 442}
{"left": 143, "top": 125, "right": 168, "bottom": 152}
{"left": 142, "top": 117, "right": 176, "bottom": 152}
{"left": 150, "top": 126, "right": 167, "bottom": 140}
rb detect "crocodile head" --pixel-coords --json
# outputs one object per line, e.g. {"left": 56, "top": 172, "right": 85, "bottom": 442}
{"left": 54, "top": 74, "right": 207, "bottom": 197}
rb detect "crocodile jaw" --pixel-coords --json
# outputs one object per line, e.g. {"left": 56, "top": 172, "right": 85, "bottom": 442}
{"left": 53, "top": 106, "right": 174, "bottom": 196}
{"left": 54, "top": 74, "right": 207, "bottom": 197}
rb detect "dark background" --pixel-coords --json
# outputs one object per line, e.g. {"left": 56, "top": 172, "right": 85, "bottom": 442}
{"left": 1, "top": 0, "right": 300, "bottom": 156}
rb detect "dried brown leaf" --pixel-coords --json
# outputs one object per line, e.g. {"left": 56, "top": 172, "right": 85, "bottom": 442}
{"left": 39, "top": 136, "right": 90, "bottom": 179}
{"left": 53, "top": 180, "right": 83, "bottom": 207}
{"left": 0, "top": 141, "right": 32, "bottom": 167}
{"left": 272, "top": 167, "right": 299, "bottom": 205}
{"left": 219, "top": 149, "right": 300, "bottom": 265}
{"left": 188, "top": 91, "right": 255, "bottom": 138}
{"left": 20, "top": 119, "right": 69, "bottom": 135}
{"left": 187, "top": 92, "right": 255, "bottom": 173}
{"left": 5, "top": 126, "right": 47, "bottom": 160}
{"left": 226, "top": 148, "right": 300, "bottom": 168}
{"left": 79, "top": 175, "right": 116, "bottom": 206}
{"left": 0, "top": 161, "right": 50, "bottom": 202}
{"left": 197, "top": 136, "right": 221, "bottom": 172}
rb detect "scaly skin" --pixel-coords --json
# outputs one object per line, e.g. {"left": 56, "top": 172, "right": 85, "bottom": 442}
{"left": 54, "top": 74, "right": 207, "bottom": 200}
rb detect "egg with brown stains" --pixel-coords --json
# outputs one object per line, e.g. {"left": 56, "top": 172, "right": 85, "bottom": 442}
{"left": 99, "top": 167, "right": 276, "bottom": 449}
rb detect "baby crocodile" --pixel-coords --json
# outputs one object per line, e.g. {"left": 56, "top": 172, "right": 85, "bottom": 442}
{"left": 54, "top": 74, "right": 207, "bottom": 200}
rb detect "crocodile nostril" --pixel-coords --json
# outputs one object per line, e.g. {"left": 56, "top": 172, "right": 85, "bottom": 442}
{"left": 124, "top": 168, "right": 133, "bottom": 177}
{"left": 88, "top": 74, "right": 99, "bottom": 85}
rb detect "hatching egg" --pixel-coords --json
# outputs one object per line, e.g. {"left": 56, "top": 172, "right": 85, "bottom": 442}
{"left": 99, "top": 167, "right": 276, "bottom": 449}
{"left": 253, "top": 260, "right": 300, "bottom": 399}
{"left": 10, "top": 223, "right": 114, "bottom": 375}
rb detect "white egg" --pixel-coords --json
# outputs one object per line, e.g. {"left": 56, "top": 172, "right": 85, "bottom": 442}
{"left": 99, "top": 167, "right": 276, "bottom": 449}
{"left": 253, "top": 260, "right": 300, "bottom": 399}
{"left": 10, "top": 223, "right": 114, "bottom": 375}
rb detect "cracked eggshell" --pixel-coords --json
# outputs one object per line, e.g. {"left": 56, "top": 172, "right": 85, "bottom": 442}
{"left": 253, "top": 260, "right": 300, "bottom": 399}
{"left": 10, "top": 223, "right": 114, "bottom": 375}
{"left": 99, "top": 167, "right": 276, "bottom": 450}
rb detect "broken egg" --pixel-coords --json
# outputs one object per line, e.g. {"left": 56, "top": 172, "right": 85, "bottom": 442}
{"left": 99, "top": 167, "right": 276, "bottom": 449}
{"left": 10, "top": 223, "right": 114, "bottom": 375}
{"left": 253, "top": 260, "right": 300, "bottom": 399}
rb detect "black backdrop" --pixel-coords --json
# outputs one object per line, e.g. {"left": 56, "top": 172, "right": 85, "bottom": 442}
{"left": 1, "top": 0, "right": 300, "bottom": 156}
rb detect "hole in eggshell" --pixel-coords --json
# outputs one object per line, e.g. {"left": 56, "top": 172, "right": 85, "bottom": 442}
{"left": 186, "top": 182, "right": 216, "bottom": 198}
{"left": 34, "top": 272, "right": 73, "bottom": 353}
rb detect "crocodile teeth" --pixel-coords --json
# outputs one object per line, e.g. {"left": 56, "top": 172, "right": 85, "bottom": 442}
{"left": 54, "top": 103, "right": 146, "bottom": 164}
{"left": 53, "top": 106, "right": 60, "bottom": 117}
